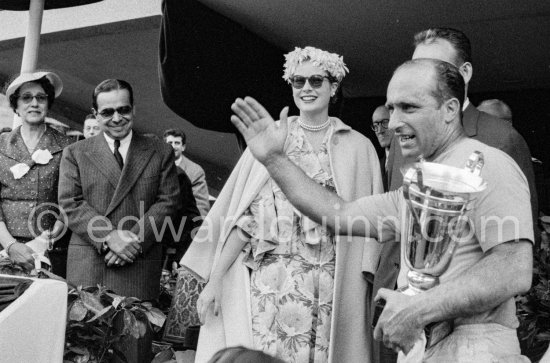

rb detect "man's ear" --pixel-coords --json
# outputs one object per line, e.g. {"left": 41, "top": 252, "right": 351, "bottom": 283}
{"left": 459, "top": 62, "right": 473, "bottom": 85}
{"left": 92, "top": 108, "right": 97, "bottom": 117}
{"left": 444, "top": 97, "right": 461, "bottom": 123}
{"left": 182, "top": 144, "right": 186, "bottom": 152}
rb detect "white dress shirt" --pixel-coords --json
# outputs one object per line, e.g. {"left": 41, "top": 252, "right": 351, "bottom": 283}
{"left": 103, "top": 131, "right": 132, "bottom": 164}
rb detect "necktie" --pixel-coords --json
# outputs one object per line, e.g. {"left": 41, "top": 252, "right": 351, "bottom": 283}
{"left": 114, "top": 139, "right": 123, "bottom": 169}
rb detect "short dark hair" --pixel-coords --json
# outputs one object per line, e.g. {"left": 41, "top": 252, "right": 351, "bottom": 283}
{"left": 163, "top": 128, "right": 186, "bottom": 145}
{"left": 413, "top": 27, "right": 472, "bottom": 66}
{"left": 85, "top": 113, "right": 95, "bottom": 121}
{"left": 396, "top": 58, "right": 465, "bottom": 109}
{"left": 92, "top": 79, "right": 134, "bottom": 110}
{"left": 8, "top": 76, "right": 56, "bottom": 112}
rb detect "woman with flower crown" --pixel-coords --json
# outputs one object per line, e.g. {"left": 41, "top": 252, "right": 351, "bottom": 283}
{"left": 182, "top": 46, "right": 383, "bottom": 363}
{"left": 0, "top": 71, "right": 72, "bottom": 273}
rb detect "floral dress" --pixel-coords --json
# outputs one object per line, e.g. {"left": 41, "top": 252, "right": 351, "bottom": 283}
{"left": 236, "top": 120, "right": 337, "bottom": 363}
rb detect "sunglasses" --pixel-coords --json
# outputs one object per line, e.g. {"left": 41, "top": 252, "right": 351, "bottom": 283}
{"left": 96, "top": 105, "right": 133, "bottom": 119}
{"left": 371, "top": 119, "right": 389, "bottom": 132}
{"left": 289, "top": 75, "right": 332, "bottom": 89}
{"left": 19, "top": 93, "right": 48, "bottom": 104}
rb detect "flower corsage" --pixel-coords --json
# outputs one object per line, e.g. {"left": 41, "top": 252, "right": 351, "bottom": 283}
{"left": 10, "top": 149, "right": 53, "bottom": 179}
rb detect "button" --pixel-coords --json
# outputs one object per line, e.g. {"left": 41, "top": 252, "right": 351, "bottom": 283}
{"left": 30, "top": 178, "right": 36, "bottom": 182}
{"left": 30, "top": 191, "right": 36, "bottom": 196}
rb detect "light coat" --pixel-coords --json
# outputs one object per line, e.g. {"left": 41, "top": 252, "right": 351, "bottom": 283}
{"left": 182, "top": 116, "right": 384, "bottom": 363}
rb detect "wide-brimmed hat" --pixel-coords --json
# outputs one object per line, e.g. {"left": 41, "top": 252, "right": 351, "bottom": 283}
{"left": 5, "top": 71, "right": 63, "bottom": 99}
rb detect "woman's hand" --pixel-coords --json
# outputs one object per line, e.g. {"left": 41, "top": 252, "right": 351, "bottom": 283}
{"left": 196, "top": 277, "right": 223, "bottom": 325}
{"left": 230, "top": 97, "right": 289, "bottom": 165}
{"left": 7, "top": 243, "right": 35, "bottom": 271}
{"left": 50, "top": 220, "right": 66, "bottom": 240}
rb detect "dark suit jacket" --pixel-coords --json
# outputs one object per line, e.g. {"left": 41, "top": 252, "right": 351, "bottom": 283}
{"left": 59, "top": 132, "right": 180, "bottom": 300}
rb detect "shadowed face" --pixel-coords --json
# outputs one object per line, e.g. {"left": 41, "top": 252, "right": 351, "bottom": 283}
{"left": 165, "top": 135, "right": 185, "bottom": 159}
{"left": 83, "top": 118, "right": 100, "bottom": 138}
{"left": 95, "top": 89, "right": 134, "bottom": 140}
{"left": 372, "top": 106, "right": 393, "bottom": 149}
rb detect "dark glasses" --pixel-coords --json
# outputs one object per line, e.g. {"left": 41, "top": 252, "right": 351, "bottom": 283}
{"left": 19, "top": 93, "right": 48, "bottom": 104}
{"left": 289, "top": 75, "right": 331, "bottom": 89}
{"left": 371, "top": 119, "right": 389, "bottom": 132}
{"left": 96, "top": 105, "right": 133, "bottom": 119}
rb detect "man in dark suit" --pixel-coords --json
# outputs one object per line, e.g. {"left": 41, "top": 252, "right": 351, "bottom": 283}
{"left": 59, "top": 79, "right": 180, "bottom": 300}
{"left": 372, "top": 105, "right": 393, "bottom": 192}
{"left": 375, "top": 28, "right": 537, "bottom": 363}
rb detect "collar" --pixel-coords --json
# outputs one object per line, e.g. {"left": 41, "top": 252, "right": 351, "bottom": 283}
{"left": 462, "top": 97, "right": 470, "bottom": 111}
{"left": 103, "top": 130, "right": 133, "bottom": 148}
{"left": 461, "top": 102, "right": 478, "bottom": 137}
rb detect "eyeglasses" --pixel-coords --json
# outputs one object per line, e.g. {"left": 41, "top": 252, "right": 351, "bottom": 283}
{"left": 96, "top": 106, "right": 133, "bottom": 120}
{"left": 19, "top": 93, "right": 48, "bottom": 104}
{"left": 289, "top": 75, "right": 331, "bottom": 89}
{"left": 371, "top": 119, "right": 389, "bottom": 132}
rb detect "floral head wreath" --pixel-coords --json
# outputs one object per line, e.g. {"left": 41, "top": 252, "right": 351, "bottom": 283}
{"left": 282, "top": 46, "right": 349, "bottom": 83}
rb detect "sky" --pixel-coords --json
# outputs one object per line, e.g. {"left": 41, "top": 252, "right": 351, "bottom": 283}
{"left": 0, "top": 0, "right": 161, "bottom": 41}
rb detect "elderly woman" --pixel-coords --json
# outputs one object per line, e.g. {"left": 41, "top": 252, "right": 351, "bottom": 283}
{"left": 0, "top": 71, "right": 72, "bottom": 272}
{"left": 182, "top": 47, "right": 383, "bottom": 363}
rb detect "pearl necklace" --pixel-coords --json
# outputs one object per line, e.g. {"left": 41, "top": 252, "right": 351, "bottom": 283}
{"left": 298, "top": 118, "right": 331, "bottom": 131}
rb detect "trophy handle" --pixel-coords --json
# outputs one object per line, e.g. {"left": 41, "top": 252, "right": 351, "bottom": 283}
{"left": 465, "top": 151, "right": 484, "bottom": 176}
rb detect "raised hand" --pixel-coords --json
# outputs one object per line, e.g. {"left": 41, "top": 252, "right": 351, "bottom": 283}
{"left": 230, "top": 97, "right": 289, "bottom": 165}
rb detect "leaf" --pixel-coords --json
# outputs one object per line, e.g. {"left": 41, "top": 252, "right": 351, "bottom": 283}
{"left": 151, "top": 348, "right": 174, "bottom": 363}
{"left": 69, "top": 300, "right": 89, "bottom": 322}
{"left": 67, "top": 346, "right": 90, "bottom": 355}
{"left": 536, "top": 332, "right": 550, "bottom": 341}
{"left": 136, "top": 319, "right": 148, "bottom": 338}
{"left": 86, "top": 305, "right": 112, "bottom": 323}
{"left": 144, "top": 307, "right": 166, "bottom": 329}
{"left": 122, "top": 296, "right": 141, "bottom": 307}
{"left": 80, "top": 291, "right": 105, "bottom": 314}
{"left": 123, "top": 310, "right": 141, "bottom": 339}
{"left": 111, "top": 296, "right": 124, "bottom": 309}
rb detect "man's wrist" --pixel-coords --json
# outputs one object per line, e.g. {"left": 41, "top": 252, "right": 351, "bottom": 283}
{"left": 264, "top": 152, "right": 287, "bottom": 171}
{"left": 101, "top": 233, "right": 112, "bottom": 252}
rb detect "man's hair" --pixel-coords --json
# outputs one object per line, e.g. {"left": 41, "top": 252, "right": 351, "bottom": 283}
{"left": 414, "top": 27, "right": 472, "bottom": 65}
{"left": 8, "top": 76, "right": 56, "bottom": 112}
{"left": 397, "top": 58, "right": 465, "bottom": 108}
{"left": 92, "top": 79, "right": 134, "bottom": 110}
{"left": 163, "top": 128, "right": 186, "bottom": 144}
{"left": 84, "top": 113, "right": 95, "bottom": 121}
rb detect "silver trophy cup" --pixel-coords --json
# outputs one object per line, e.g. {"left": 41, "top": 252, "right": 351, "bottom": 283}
{"left": 401, "top": 151, "right": 487, "bottom": 347}
{"left": 372, "top": 152, "right": 487, "bottom": 348}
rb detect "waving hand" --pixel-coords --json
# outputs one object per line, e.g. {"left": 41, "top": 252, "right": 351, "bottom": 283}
{"left": 230, "top": 97, "right": 289, "bottom": 165}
